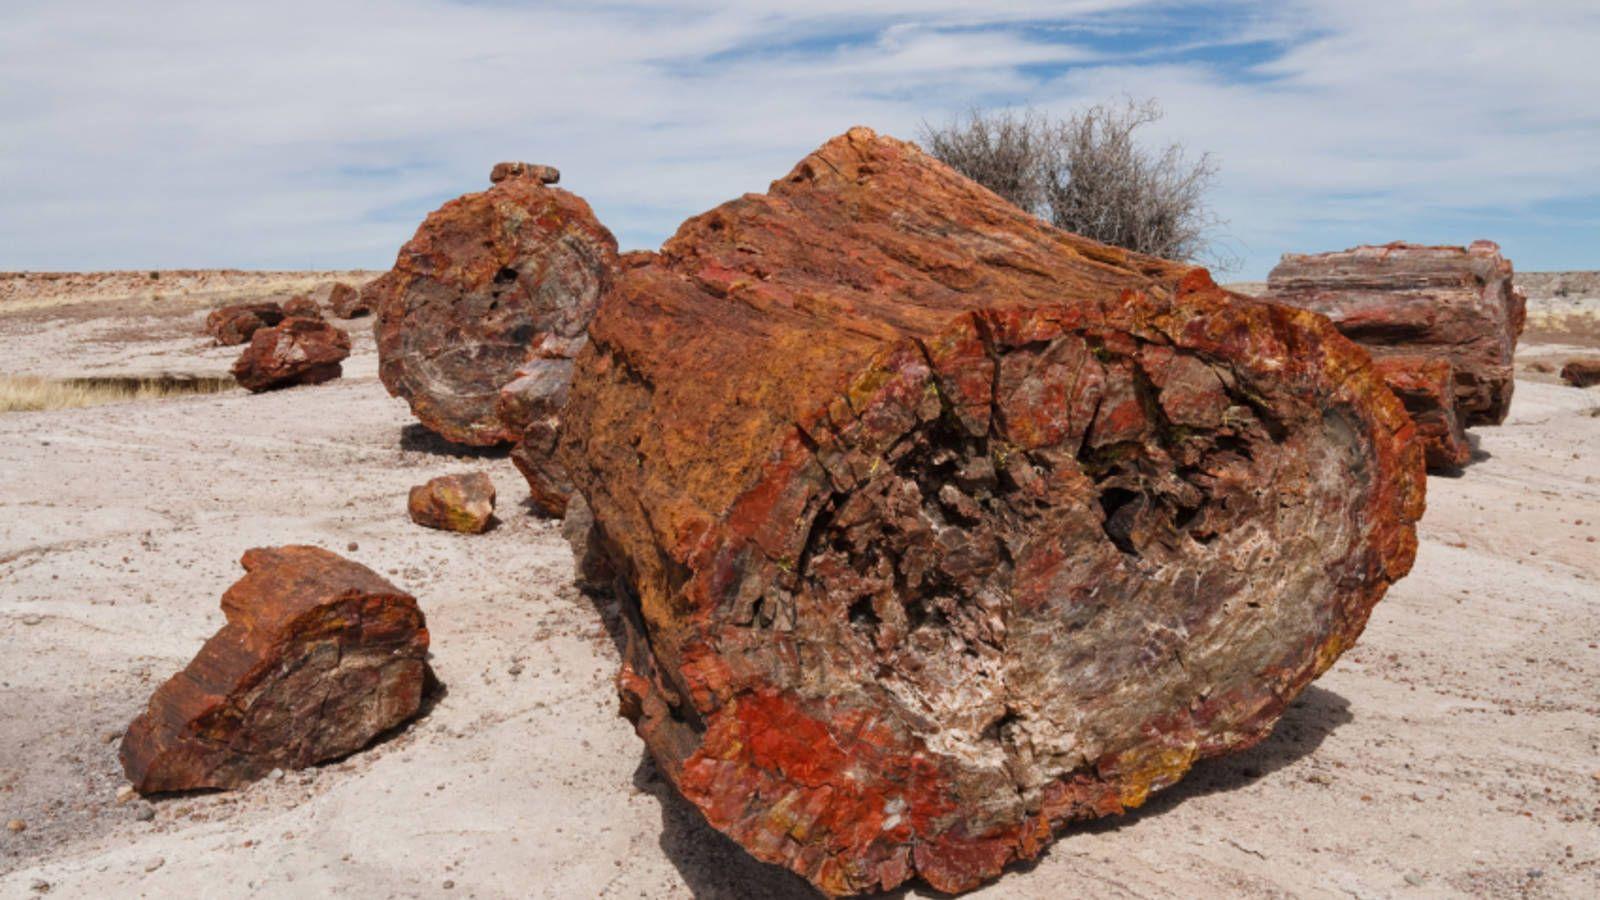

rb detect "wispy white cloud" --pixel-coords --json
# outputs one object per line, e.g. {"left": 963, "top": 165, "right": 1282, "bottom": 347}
{"left": 0, "top": 0, "right": 1595, "bottom": 276}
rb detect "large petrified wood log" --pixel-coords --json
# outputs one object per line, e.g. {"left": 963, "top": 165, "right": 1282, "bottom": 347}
{"left": 1266, "top": 241, "right": 1525, "bottom": 427}
{"left": 1371, "top": 355, "right": 1471, "bottom": 471}
{"left": 120, "top": 546, "right": 430, "bottom": 794}
{"left": 558, "top": 128, "right": 1425, "bottom": 896}
{"left": 374, "top": 165, "right": 621, "bottom": 445}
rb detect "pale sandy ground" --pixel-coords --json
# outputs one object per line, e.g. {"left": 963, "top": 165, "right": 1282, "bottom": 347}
{"left": 0, "top": 275, "right": 1597, "bottom": 899}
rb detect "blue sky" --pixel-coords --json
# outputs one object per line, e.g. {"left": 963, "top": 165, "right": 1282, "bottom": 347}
{"left": 1, "top": 0, "right": 1596, "bottom": 278}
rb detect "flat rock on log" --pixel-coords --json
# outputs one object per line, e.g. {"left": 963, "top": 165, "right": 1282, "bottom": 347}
{"left": 232, "top": 318, "right": 351, "bottom": 392}
{"left": 120, "top": 546, "right": 430, "bottom": 793}
{"left": 374, "top": 165, "right": 620, "bottom": 445}
{"left": 558, "top": 128, "right": 1425, "bottom": 895}
{"left": 1266, "top": 241, "right": 1525, "bottom": 426}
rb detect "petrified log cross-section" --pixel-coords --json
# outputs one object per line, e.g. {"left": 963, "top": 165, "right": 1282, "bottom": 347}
{"left": 375, "top": 165, "right": 620, "bottom": 446}
{"left": 559, "top": 128, "right": 1425, "bottom": 895}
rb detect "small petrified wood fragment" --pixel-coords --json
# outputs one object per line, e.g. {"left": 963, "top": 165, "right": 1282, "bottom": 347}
{"left": 374, "top": 164, "right": 620, "bottom": 445}
{"left": 231, "top": 318, "right": 351, "bottom": 392}
{"left": 120, "top": 546, "right": 430, "bottom": 794}
{"left": 205, "top": 302, "right": 284, "bottom": 346}
{"left": 408, "top": 472, "right": 496, "bottom": 533}
{"left": 281, "top": 294, "right": 323, "bottom": 321}
{"left": 1561, "top": 358, "right": 1600, "bottom": 388}
{"left": 559, "top": 128, "right": 1425, "bottom": 896}
{"left": 1371, "top": 355, "right": 1472, "bottom": 471}
{"left": 326, "top": 281, "right": 367, "bottom": 318}
{"left": 1266, "top": 241, "right": 1526, "bottom": 426}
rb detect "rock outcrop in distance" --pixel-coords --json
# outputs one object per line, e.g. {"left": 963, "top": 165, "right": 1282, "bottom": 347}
{"left": 120, "top": 546, "right": 431, "bottom": 794}
{"left": 408, "top": 472, "right": 496, "bottom": 533}
{"left": 1265, "top": 241, "right": 1525, "bottom": 468}
{"left": 558, "top": 128, "right": 1425, "bottom": 896}
{"left": 374, "top": 163, "right": 620, "bottom": 450}
{"left": 231, "top": 318, "right": 351, "bottom": 392}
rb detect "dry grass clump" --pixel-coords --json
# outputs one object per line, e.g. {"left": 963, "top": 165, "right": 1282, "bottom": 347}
{"left": 0, "top": 375, "right": 235, "bottom": 413}
{"left": 920, "top": 99, "right": 1223, "bottom": 265}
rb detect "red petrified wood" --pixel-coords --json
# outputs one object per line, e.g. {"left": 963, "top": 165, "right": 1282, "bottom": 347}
{"left": 374, "top": 163, "right": 620, "bottom": 446}
{"left": 558, "top": 129, "right": 1425, "bottom": 895}
{"left": 120, "top": 546, "right": 431, "bottom": 794}
{"left": 326, "top": 281, "right": 367, "bottom": 318}
{"left": 231, "top": 318, "right": 351, "bottom": 392}
{"left": 205, "top": 302, "right": 285, "bottom": 346}
{"left": 1370, "top": 355, "right": 1472, "bottom": 470}
{"left": 408, "top": 472, "right": 497, "bottom": 533}
{"left": 1561, "top": 358, "right": 1600, "bottom": 388}
{"left": 1266, "top": 241, "right": 1526, "bottom": 427}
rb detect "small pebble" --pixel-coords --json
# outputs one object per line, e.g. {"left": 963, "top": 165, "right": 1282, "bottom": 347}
{"left": 135, "top": 805, "right": 155, "bottom": 822}
{"left": 1404, "top": 873, "right": 1424, "bottom": 886}
{"left": 144, "top": 857, "right": 164, "bottom": 873}
{"left": 116, "top": 786, "right": 137, "bottom": 805}
{"left": 29, "top": 879, "right": 49, "bottom": 894}
{"left": 7, "top": 818, "right": 26, "bottom": 832}
{"left": 347, "top": 542, "right": 359, "bottom": 552}
{"left": 508, "top": 663, "right": 524, "bottom": 676}
{"left": 21, "top": 615, "right": 42, "bottom": 626}
{"left": 442, "top": 880, "right": 455, "bottom": 890}
{"left": 102, "top": 731, "right": 121, "bottom": 745}
{"left": 269, "top": 768, "right": 285, "bottom": 781}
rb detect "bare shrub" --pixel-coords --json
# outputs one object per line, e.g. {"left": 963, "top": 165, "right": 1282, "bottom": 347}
{"left": 920, "top": 99, "right": 1221, "bottom": 264}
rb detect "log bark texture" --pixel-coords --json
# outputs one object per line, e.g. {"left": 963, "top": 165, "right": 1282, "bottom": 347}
{"left": 375, "top": 168, "right": 620, "bottom": 445}
{"left": 1266, "top": 241, "right": 1526, "bottom": 427}
{"left": 120, "top": 546, "right": 430, "bottom": 793}
{"left": 559, "top": 128, "right": 1425, "bottom": 895}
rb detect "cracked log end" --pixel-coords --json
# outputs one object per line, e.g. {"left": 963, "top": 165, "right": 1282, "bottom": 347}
{"left": 560, "top": 128, "right": 1424, "bottom": 896}
{"left": 374, "top": 175, "right": 619, "bottom": 445}
{"left": 119, "top": 546, "right": 431, "bottom": 794}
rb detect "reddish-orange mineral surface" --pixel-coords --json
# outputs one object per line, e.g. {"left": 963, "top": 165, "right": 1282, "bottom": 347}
{"left": 407, "top": 471, "right": 496, "bottom": 534}
{"left": 1371, "top": 355, "right": 1472, "bottom": 470}
{"left": 559, "top": 128, "right": 1425, "bottom": 895}
{"left": 205, "top": 302, "right": 284, "bottom": 346}
{"left": 120, "top": 546, "right": 431, "bottom": 794}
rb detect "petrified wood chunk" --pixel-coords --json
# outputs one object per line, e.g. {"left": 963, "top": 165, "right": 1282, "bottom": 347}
{"left": 408, "top": 472, "right": 496, "bottom": 533}
{"left": 326, "top": 281, "right": 367, "bottom": 318}
{"left": 1561, "top": 358, "right": 1600, "bottom": 388}
{"left": 120, "top": 546, "right": 430, "bottom": 794}
{"left": 1266, "top": 241, "right": 1525, "bottom": 426}
{"left": 1371, "top": 355, "right": 1471, "bottom": 471}
{"left": 374, "top": 166, "right": 620, "bottom": 445}
{"left": 231, "top": 318, "right": 351, "bottom": 392}
{"left": 205, "top": 302, "right": 284, "bottom": 346}
{"left": 497, "top": 337, "right": 586, "bottom": 517}
{"left": 558, "top": 128, "right": 1425, "bottom": 896}
{"left": 281, "top": 294, "right": 323, "bottom": 321}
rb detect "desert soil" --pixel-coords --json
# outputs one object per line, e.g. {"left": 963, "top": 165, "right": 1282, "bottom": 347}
{"left": 0, "top": 272, "right": 1597, "bottom": 899}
